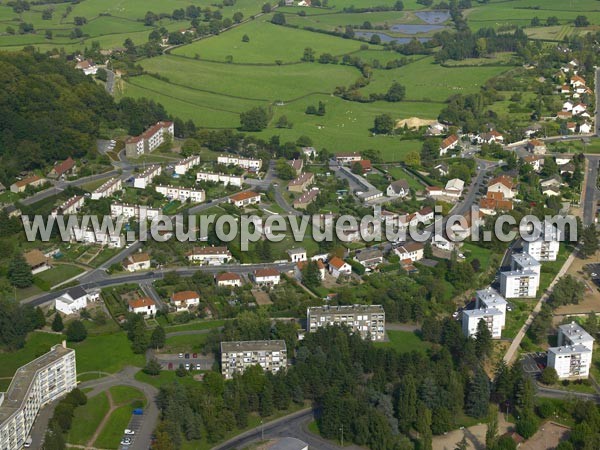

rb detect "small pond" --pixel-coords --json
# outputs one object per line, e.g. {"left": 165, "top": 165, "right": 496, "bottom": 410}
{"left": 415, "top": 10, "right": 451, "bottom": 24}
{"left": 389, "top": 24, "right": 444, "bottom": 34}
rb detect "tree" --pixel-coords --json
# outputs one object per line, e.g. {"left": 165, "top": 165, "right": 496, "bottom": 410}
{"left": 276, "top": 115, "right": 291, "bottom": 128}
{"left": 240, "top": 107, "right": 269, "bottom": 131}
{"left": 549, "top": 275, "right": 584, "bottom": 307}
{"left": 52, "top": 314, "right": 64, "bottom": 332}
{"left": 416, "top": 403, "right": 432, "bottom": 450}
{"left": 275, "top": 158, "right": 296, "bottom": 180}
{"left": 242, "top": 34, "right": 249, "bottom": 42}
{"left": 516, "top": 410, "right": 538, "bottom": 439}
{"left": 66, "top": 320, "right": 87, "bottom": 342}
{"left": 8, "top": 254, "right": 33, "bottom": 288}
{"left": 574, "top": 15, "right": 589, "bottom": 27}
{"left": 301, "top": 260, "right": 322, "bottom": 289}
{"left": 74, "top": 16, "right": 87, "bottom": 26}
{"left": 34, "top": 307, "right": 46, "bottom": 329}
{"left": 421, "top": 138, "right": 440, "bottom": 166}
{"left": 475, "top": 319, "right": 492, "bottom": 359}
{"left": 302, "top": 47, "right": 315, "bottom": 62}
{"left": 233, "top": 12, "right": 244, "bottom": 23}
{"left": 373, "top": 114, "right": 394, "bottom": 134}
{"left": 397, "top": 374, "right": 417, "bottom": 432}
{"left": 486, "top": 404, "right": 499, "bottom": 449}
{"left": 539, "top": 367, "right": 558, "bottom": 385}
{"left": 370, "top": 34, "right": 381, "bottom": 45}
{"left": 271, "top": 12, "right": 286, "bottom": 25}
{"left": 585, "top": 312, "right": 598, "bottom": 338}
{"left": 144, "top": 358, "right": 162, "bottom": 375}
{"left": 150, "top": 326, "right": 166, "bottom": 349}
{"left": 385, "top": 82, "right": 406, "bottom": 102}
{"left": 262, "top": 3, "right": 272, "bottom": 13}
{"left": 581, "top": 225, "right": 598, "bottom": 257}
{"left": 466, "top": 366, "right": 490, "bottom": 418}
{"left": 96, "top": 68, "right": 107, "bottom": 82}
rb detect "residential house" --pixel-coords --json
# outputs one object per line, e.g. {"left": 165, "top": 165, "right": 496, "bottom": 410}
{"left": 444, "top": 178, "right": 465, "bottom": 198}
{"left": 124, "top": 253, "right": 151, "bottom": 272}
{"left": 358, "top": 160, "right": 372, "bottom": 172}
{"left": 416, "top": 206, "right": 434, "bottom": 223}
{"left": 287, "top": 248, "right": 307, "bottom": 263}
{"left": 302, "top": 147, "right": 317, "bottom": 159}
{"left": 215, "top": 272, "right": 242, "bottom": 287}
{"left": 562, "top": 101, "right": 574, "bottom": 112}
{"left": 174, "top": 155, "right": 201, "bottom": 175}
{"left": 0, "top": 182, "right": 5, "bottom": 193}
{"left": 128, "top": 297, "right": 157, "bottom": 316}
{"left": 293, "top": 188, "right": 319, "bottom": 209}
{"left": 48, "top": 157, "right": 76, "bottom": 179}
{"left": 542, "top": 186, "right": 561, "bottom": 197}
{"left": 254, "top": 268, "right": 280, "bottom": 286}
{"left": 23, "top": 250, "right": 51, "bottom": 275}
{"left": 560, "top": 85, "right": 571, "bottom": 94}
{"left": 559, "top": 163, "right": 575, "bottom": 176}
{"left": 570, "top": 75, "right": 586, "bottom": 88}
{"left": 10, "top": 175, "right": 46, "bottom": 193}
{"left": 439, "top": 134, "right": 459, "bottom": 156}
{"left": 52, "top": 195, "right": 84, "bottom": 216}
{"left": 566, "top": 122, "right": 577, "bottom": 133}
{"left": 426, "top": 186, "right": 444, "bottom": 197}
{"left": 526, "top": 139, "right": 547, "bottom": 155}
{"left": 394, "top": 241, "right": 424, "bottom": 262}
{"left": 91, "top": 177, "right": 122, "bottom": 200}
{"left": 288, "top": 159, "right": 303, "bottom": 176}
{"left": 55, "top": 286, "right": 99, "bottom": 315}
{"left": 170, "top": 291, "right": 200, "bottom": 311}
{"left": 462, "top": 308, "right": 504, "bottom": 339}
{"left": 523, "top": 155, "right": 544, "bottom": 172}
{"left": 335, "top": 152, "right": 362, "bottom": 164}
{"left": 187, "top": 246, "right": 232, "bottom": 265}
{"left": 229, "top": 191, "right": 260, "bottom": 207}
{"left": 434, "top": 163, "right": 449, "bottom": 177}
{"left": 196, "top": 171, "right": 243, "bottom": 187}
{"left": 426, "top": 122, "right": 447, "bottom": 136}
{"left": 110, "top": 203, "right": 161, "bottom": 220}
{"left": 580, "top": 123, "right": 592, "bottom": 134}
{"left": 478, "top": 130, "right": 504, "bottom": 145}
{"left": 386, "top": 179, "right": 410, "bottom": 198}
{"left": 523, "top": 225, "right": 560, "bottom": 262}
{"left": 354, "top": 247, "right": 383, "bottom": 268}
{"left": 487, "top": 175, "right": 516, "bottom": 199}
{"left": 448, "top": 210, "right": 483, "bottom": 240}
{"left": 3, "top": 204, "right": 21, "bottom": 218}
{"left": 572, "top": 103, "right": 587, "bottom": 116}
{"left": 155, "top": 185, "right": 205, "bottom": 203}
{"left": 431, "top": 232, "right": 459, "bottom": 252}
{"left": 556, "top": 111, "right": 572, "bottom": 120}
{"left": 479, "top": 192, "right": 513, "bottom": 215}
{"left": 217, "top": 154, "right": 262, "bottom": 171}
{"left": 288, "top": 172, "right": 314, "bottom": 193}
{"left": 75, "top": 59, "right": 97, "bottom": 75}
{"left": 125, "top": 121, "right": 174, "bottom": 157}
{"left": 328, "top": 256, "right": 352, "bottom": 277}
{"left": 69, "top": 227, "right": 124, "bottom": 249}
{"left": 133, "top": 165, "right": 162, "bottom": 189}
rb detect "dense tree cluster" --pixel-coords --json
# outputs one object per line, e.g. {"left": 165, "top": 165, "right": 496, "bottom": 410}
{"left": 0, "top": 298, "right": 46, "bottom": 350}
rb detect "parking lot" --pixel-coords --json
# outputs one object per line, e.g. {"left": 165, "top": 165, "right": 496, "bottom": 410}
{"left": 154, "top": 352, "right": 215, "bottom": 371}
{"left": 521, "top": 352, "right": 547, "bottom": 376}
{"left": 118, "top": 411, "right": 144, "bottom": 450}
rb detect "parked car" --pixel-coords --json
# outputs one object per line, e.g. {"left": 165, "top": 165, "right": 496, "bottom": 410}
{"left": 178, "top": 353, "right": 183, "bottom": 358}
{"left": 193, "top": 353, "right": 197, "bottom": 358}
{"left": 121, "top": 437, "right": 132, "bottom": 445}
{"left": 185, "top": 353, "right": 190, "bottom": 359}
{"left": 124, "top": 429, "right": 135, "bottom": 435}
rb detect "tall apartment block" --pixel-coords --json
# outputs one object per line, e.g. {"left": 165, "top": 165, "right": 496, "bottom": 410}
{"left": 462, "top": 287, "right": 508, "bottom": 339}
{"left": 0, "top": 342, "right": 77, "bottom": 450}
{"left": 306, "top": 305, "right": 385, "bottom": 341}
{"left": 500, "top": 252, "right": 541, "bottom": 298}
{"left": 523, "top": 225, "right": 561, "bottom": 262}
{"left": 547, "top": 322, "right": 595, "bottom": 380}
{"left": 220, "top": 340, "right": 287, "bottom": 380}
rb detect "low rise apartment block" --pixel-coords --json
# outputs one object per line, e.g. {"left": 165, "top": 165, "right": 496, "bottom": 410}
{"left": 52, "top": 195, "right": 84, "bottom": 216}
{"left": 155, "top": 185, "right": 205, "bottom": 203}
{"left": 69, "top": 227, "right": 124, "bottom": 248}
{"left": 174, "top": 155, "right": 201, "bottom": 175}
{"left": 293, "top": 188, "right": 319, "bottom": 209}
{"left": 187, "top": 246, "right": 232, "bottom": 265}
{"left": 221, "top": 340, "right": 287, "bottom": 379}
{"left": 287, "top": 172, "right": 314, "bottom": 193}
{"left": 133, "top": 165, "right": 162, "bottom": 189}
{"left": 110, "top": 203, "right": 161, "bottom": 220}
{"left": 217, "top": 154, "right": 262, "bottom": 171}
{"left": 307, "top": 305, "right": 385, "bottom": 341}
{"left": 10, "top": 175, "right": 46, "bottom": 193}
{"left": 91, "top": 177, "right": 122, "bottom": 200}
{"left": 0, "top": 342, "right": 76, "bottom": 450}
{"left": 523, "top": 226, "right": 560, "bottom": 262}
{"left": 500, "top": 253, "right": 541, "bottom": 298}
{"left": 125, "top": 121, "right": 174, "bottom": 157}
{"left": 462, "top": 288, "right": 508, "bottom": 339}
{"left": 196, "top": 171, "right": 243, "bottom": 187}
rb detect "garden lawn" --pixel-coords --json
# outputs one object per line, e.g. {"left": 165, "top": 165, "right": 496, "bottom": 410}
{"left": 109, "top": 385, "right": 147, "bottom": 407}
{"left": 70, "top": 332, "right": 146, "bottom": 374}
{"left": 164, "top": 334, "right": 208, "bottom": 353}
{"left": 384, "top": 166, "right": 425, "bottom": 190}
{"left": 67, "top": 392, "right": 110, "bottom": 446}
{"left": 94, "top": 404, "right": 133, "bottom": 450}
{"left": 33, "top": 264, "right": 84, "bottom": 289}
{"left": 135, "top": 370, "right": 204, "bottom": 389}
{"left": 374, "top": 330, "right": 430, "bottom": 353}
{"left": 164, "top": 319, "right": 226, "bottom": 332}
{"left": 0, "top": 332, "right": 63, "bottom": 378}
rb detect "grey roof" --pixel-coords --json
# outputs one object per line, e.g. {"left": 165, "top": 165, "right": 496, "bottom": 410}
{"left": 512, "top": 252, "right": 541, "bottom": 269}
{"left": 501, "top": 269, "right": 538, "bottom": 278}
{"left": 66, "top": 286, "right": 88, "bottom": 300}
{"left": 221, "top": 340, "right": 286, "bottom": 353}
{"left": 548, "top": 344, "right": 592, "bottom": 355}
{"left": 355, "top": 247, "right": 383, "bottom": 262}
{"left": 268, "top": 437, "right": 308, "bottom": 450}
{"left": 476, "top": 287, "right": 507, "bottom": 307}
{"left": 389, "top": 179, "right": 410, "bottom": 193}
{"left": 308, "top": 304, "right": 384, "bottom": 315}
{"left": 559, "top": 322, "right": 595, "bottom": 344}
{"left": 463, "top": 308, "right": 503, "bottom": 318}
{"left": 287, "top": 248, "right": 306, "bottom": 256}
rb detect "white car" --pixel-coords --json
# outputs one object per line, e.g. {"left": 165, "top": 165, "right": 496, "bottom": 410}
{"left": 124, "top": 429, "right": 135, "bottom": 435}
{"left": 178, "top": 353, "right": 184, "bottom": 358}
{"left": 120, "top": 437, "right": 132, "bottom": 445}
{"left": 452, "top": 311, "right": 459, "bottom": 318}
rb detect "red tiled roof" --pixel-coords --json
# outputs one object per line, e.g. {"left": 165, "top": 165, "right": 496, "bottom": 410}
{"left": 441, "top": 134, "right": 459, "bottom": 149}
{"left": 328, "top": 256, "right": 346, "bottom": 269}
{"left": 230, "top": 191, "right": 260, "bottom": 202}
{"left": 254, "top": 268, "right": 280, "bottom": 277}
{"left": 171, "top": 291, "right": 199, "bottom": 302}
{"left": 216, "top": 272, "right": 241, "bottom": 282}
{"left": 51, "top": 157, "right": 75, "bottom": 176}
{"left": 128, "top": 297, "right": 155, "bottom": 309}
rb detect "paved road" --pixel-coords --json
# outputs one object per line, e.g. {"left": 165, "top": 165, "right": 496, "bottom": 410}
{"left": 213, "top": 408, "right": 364, "bottom": 450}
{"left": 105, "top": 68, "right": 116, "bottom": 94}
{"left": 583, "top": 155, "right": 599, "bottom": 226}
{"left": 536, "top": 384, "right": 600, "bottom": 403}
{"left": 596, "top": 67, "right": 600, "bottom": 136}
{"left": 22, "top": 262, "right": 295, "bottom": 308}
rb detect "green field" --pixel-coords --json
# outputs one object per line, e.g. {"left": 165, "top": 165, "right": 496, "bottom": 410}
{"left": 135, "top": 369, "right": 204, "bottom": 388}
{"left": 173, "top": 16, "right": 366, "bottom": 63}
{"left": 374, "top": 330, "right": 431, "bottom": 353}
{"left": 94, "top": 404, "right": 133, "bottom": 449}
{"left": 109, "top": 385, "right": 147, "bottom": 407}
{"left": 0, "top": 332, "right": 63, "bottom": 378}
{"left": 67, "top": 392, "right": 110, "bottom": 446}
{"left": 163, "top": 319, "right": 226, "bottom": 332}
{"left": 69, "top": 332, "right": 146, "bottom": 374}
{"left": 33, "top": 264, "right": 84, "bottom": 289}
{"left": 164, "top": 333, "right": 209, "bottom": 353}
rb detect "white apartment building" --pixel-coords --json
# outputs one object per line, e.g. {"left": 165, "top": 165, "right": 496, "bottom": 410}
{"left": 547, "top": 322, "right": 595, "bottom": 380}
{"left": 217, "top": 154, "right": 262, "bottom": 171}
{"left": 125, "top": 121, "right": 174, "bottom": 157}
{"left": 51, "top": 195, "right": 84, "bottom": 216}
{"left": 221, "top": 340, "right": 287, "bottom": 379}
{"left": 196, "top": 171, "right": 243, "bottom": 187}
{"left": 187, "top": 246, "right": 232, "bottom": 265}
{"left": 110, "top": 203, "right": 161, "bottom": 220}
{"left": 91, "top": 177, "right": 122, "bottom": 200}
{"left": 155, "top": 185, "right": 205, "bottom": 203}
{"left": 500, "top": 253, "right": 541, "bottom": 298}
{"left": 523, "top": 226, "right": 561, "bottom": 262}
{"left": 476, "top": 287, "right": 507, "bottom": 329}
{"left": 174, "top": 155, "right": 201, "bottom": 175}
{"left": 307, "top": 304, "right": 385, "bottom": 341}
{"left": 133, "top": 165, "right": 162, "bottom": 189}
{"left": 462, "top": 308, "right": 505, "bottom": 339}
{"left": 0, "top": 342, "right": 76, "bottom": 450}
{"left": 55, "top": 286, "right": 100, "bottom": 315}
{"left": 70, "top": 227, "right": 124, "bottom": 248}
